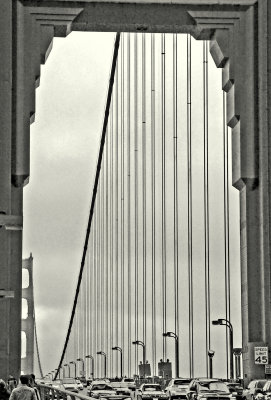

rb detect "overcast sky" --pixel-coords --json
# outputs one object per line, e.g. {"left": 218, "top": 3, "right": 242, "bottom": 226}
{"left": 22, "top": 31, "right": 242, "bottom": 379}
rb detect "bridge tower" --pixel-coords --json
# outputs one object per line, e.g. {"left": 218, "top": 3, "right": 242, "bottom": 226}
{"left": 21, "top": 254, "right": 34, "bottom": 374}
{"left": 0, "top": 0, "right": 270, "bottom": 383}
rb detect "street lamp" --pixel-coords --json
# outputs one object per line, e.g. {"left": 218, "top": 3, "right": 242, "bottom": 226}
{"left": 86, "top": 355, "right": 94, "bottom": 378}
{"left": 212, "top": 318, "right": 233, "bottom": 379}
{"left": 162, "top": 332, "right": 179, "bottom": 378}
{"left": 132, "top": 341, "right": 146, "bottom": 377}
{"left": 208, "top": 350, "right": 215, "bottom": 378}
{"left": 64, "top": 363, "right": 70, "bottom": 378}
{"left": 97, "top": 351, "right": 107, "bottom": 378}
{"left": 70, "top": 361, "right": 77, "bottom": 378}
{"left": 77, "top": 358, "right": 85, "bottom": 377}
{"left": 112, "top": 346, "right": 123, "bottom": 378}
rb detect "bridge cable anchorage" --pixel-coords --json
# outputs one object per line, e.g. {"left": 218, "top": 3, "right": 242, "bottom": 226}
{"left": 173, "top": 32, "right": 180, "bottom": 376}
{"left": 161, "top": 32, "right": 167, "bottom": 363}
{"left": 187, "top": 33, "right": 194, "bottom": 379}
{"left": 223, "top": 89, "right": 231, "bottom": 379}
{"left": 203, "top": 40, "right": 211, "bottom": 377}
{"left": 151, "top": 32, "right": 157, "bottom": 378}
{"left": 54, "top": 32, "right": 120, "bottom": 381}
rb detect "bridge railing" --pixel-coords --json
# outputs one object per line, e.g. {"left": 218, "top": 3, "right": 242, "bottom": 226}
{"left": 38, "top": 384, "right": 90, "bottom": 400}
{"left": 37, "top": 384, "right": 132, "bottom": 400}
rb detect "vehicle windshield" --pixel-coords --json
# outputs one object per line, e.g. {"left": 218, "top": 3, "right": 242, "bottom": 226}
{"left": 143, "top": 385, "right": 162, "bottom": 392}
{"left": 258, "top": 381, "right": 268, "bottom": 389}
{"left": 92, "top": 385, "right": 113, "bottom": 391}
{"left": 174, "top": 380, "right": 191, "bottom": 386}
{"left": 199, "top": 382, "right": 230, "bottom": 393}
{"left": 124, "top": 379, "right": 134, "bottom": 382}
{"left": 62, "top": 378, "right": 76, "bottom": 384}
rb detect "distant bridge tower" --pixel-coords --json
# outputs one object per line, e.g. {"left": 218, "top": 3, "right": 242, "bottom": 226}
{"left": 21, "top": 254, "right": 34, "bottom": 374}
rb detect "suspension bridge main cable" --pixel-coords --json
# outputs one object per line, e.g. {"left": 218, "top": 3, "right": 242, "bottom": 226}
{"left": 33, "top": 306, "right": 44, "bottom": 378}
{"left": 54, "top": 32, "right": 120, "bottom": 380}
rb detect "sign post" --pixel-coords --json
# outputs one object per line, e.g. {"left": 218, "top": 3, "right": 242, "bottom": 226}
{"left": 254, "top": 347, "right": 268, "bottom": 364}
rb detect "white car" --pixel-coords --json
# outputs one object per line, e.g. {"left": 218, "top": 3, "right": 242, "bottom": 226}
{"left": 165, "top": 379, "right": 191, "bottom": 400}
{"left": 87, "top": 382, "right": 117, "bottom": 398}
{"left": 62, "top": 378, "right": 79, "bottom": 393}
{"left": 137, "top": 384, "right": 168, "bottom": 400}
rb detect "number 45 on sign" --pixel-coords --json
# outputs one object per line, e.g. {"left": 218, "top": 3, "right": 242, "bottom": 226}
{"left": 255, "top": 347, "right": 268, "bottom": 364}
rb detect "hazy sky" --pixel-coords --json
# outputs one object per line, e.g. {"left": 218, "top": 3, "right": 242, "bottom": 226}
{"left": 22, "top": 31, "right": 242, "bottom": 378}
{"left": 23, "top": 31, "right": 116, "bottom": 375}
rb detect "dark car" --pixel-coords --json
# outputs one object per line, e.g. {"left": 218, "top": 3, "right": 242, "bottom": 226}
{"left": 186, "top": 378, "right": 232, "bottom": 400}
{"left": 226, "top": 382, "right": 245, "bottom": 400}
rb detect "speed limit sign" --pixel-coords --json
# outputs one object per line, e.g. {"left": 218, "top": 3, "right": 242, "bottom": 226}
{"left": 255, "top": 347, "right": 268, "bottom": 364}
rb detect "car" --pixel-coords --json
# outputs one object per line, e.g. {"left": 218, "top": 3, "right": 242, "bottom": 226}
{"left": 165, "top": 379, "right": 191, "bottom": 400}
{"left": 254, "top": 380, "right": 271, "bottom": 400}
{"left": 226, "top": 382, "right": 245, "bottom": 400}
{"left": 243, "top": 380, "right": 268, "bottom": 400}
{"left": 186, "top": 378, "right": 232, "bottom": 400}
{"left": 62, "top": 378, "right": 79, "bottom": 393}
{"left": 76, "top": 379, "right": 84, "bottom": 390}
{"left": 87, "top": 382, "right": 117, "bottom": 398}
{"left": 137, "top": 383, "right": 168, "bottom": 400}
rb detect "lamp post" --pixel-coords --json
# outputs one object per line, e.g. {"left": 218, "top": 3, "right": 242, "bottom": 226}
{"left": 86, "top": 355, "right": 94, "bottom": 379}
{"left": 132, "top": 340, "right": 146, "bottom": 377}
{"left": 112, "top": 347, "right": 123, "bottom": 378}
{"left": 212, "top": 318, "right": 233, "bottom": 379}
{"left": 208, "top": 350, "right": 215, "bottom": 378}
{"left": 77, "top": 358, "right": 85, "bottom": 377}
{"left": 64, "top": 363, "right": 70, "bottom": 378}
{"left": 97, "top": 351, "right": 107, "bottom": 378}
{"left": 162, "top": 332, "right": 179, "bottom": 378}
{"left": 70, "top": 361, "right": 77, "bottom": 378}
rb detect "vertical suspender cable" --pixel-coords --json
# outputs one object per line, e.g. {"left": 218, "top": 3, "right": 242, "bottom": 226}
{"left": 223, "top": 90, "right": 230, "bottom": 379}
{"left": 101, "top": 163, "right": 105, "bottom": 354}
{"left": 115, "top": 57, "right": 119, "bottom": 367}
{"left": 134, "top": 32, "right": 139, "bottom": 374}
{"left": 127, "top": 33, "right": 132, "bottom": 378}
{"left": 142, "top": 33, "right": 147, "bottom": 349}
{"left": 110, "top": 107, "right": 114, "bottom": 377}
{"left": 187, "top": 34, "right": 194, "bottom": 378}
{"left": 173, "top": 33, "right": 179, "bottom": 354}
{"left": 161, "top": 33, "right": 167, "bottom": 360}
{"left": 105, "top": 129, "right": 109, "bottom": 366}
{"left": 151, "top": 33, "right": 157, "bottom": 377}
{"left": 203, "top": 40, "right": 211, "bottom": 376}
{"left": 97, "top": 185, "right": 101, "bottom": 375}
{"left": 121, "top": 34, "right": 125, "bottom": 361}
